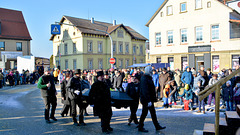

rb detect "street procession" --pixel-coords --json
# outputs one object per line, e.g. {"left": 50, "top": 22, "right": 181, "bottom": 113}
{"left": 1, "top": 0, "right": 240, "bottom": 135}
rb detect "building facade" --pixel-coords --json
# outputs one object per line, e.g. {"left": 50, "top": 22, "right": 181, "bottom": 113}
{"left": 146, "top": 0, "right": 240, "bottom": 72}
{"left": 50, "top": 16, "right": 147, "bottom": 70}
{"left": 0, "top": 8, "right": 32, "bottom": 69}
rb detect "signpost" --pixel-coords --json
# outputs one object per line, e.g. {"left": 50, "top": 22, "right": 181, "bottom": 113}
{"left": 109, "top": 57, "right": 116, "bottom": 65}
{"left": 51, "top": 24, "right": 61, "bottom": 35}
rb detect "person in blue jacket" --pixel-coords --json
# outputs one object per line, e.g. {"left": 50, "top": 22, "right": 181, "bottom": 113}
{"left": 181, "top": 66, "right": 193, "bottom": 87}
{"left": 152, "top": 69, "right": 159, "bottom": 99}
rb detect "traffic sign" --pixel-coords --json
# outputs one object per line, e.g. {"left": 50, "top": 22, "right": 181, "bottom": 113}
{"left": 51, "top": 24, "right": 61, "bottom": 35}
{"left": 109, "top": 58, "right": 116, "bottom": 65}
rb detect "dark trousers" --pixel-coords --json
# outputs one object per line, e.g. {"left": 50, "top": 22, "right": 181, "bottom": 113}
{"left": 42, "top": 96, "right": 57, "bottom": 120}
{"left": 100, "top": 108, "right": 112, "bottom": 130}
{"left": 70, "top": 99, "right": 84, "bottom": 123}
{"left": 139, "top": 102, "right": 160, "bottom": 129}
{"left": 61, "top": 104, "right": 71, "bottom": 116}
{"left": 129, "top": 101, "right": 139, "bottom": 121}
{"left": 0, "top": 80, "right": 2, "bottom": 88}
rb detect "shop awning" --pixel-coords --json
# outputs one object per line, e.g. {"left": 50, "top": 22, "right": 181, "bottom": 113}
{"left": 128, "top": 63, "right": 151, "bottom": 68}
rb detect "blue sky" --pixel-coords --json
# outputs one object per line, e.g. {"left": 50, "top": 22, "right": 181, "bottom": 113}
{"left": 0, "top": 0, "right": 165, "bottom": 58}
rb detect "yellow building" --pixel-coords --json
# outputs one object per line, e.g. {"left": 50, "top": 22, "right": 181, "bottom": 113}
{"left": 146, "top": 0, "right": 240, "bottom": 72}
{"left": 50, "top": 16, "right": 147, "bottom": 70}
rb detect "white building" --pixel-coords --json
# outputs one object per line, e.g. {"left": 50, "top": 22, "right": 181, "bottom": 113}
{"left": 146, "top": 0, "right": 240, "bottom": 72}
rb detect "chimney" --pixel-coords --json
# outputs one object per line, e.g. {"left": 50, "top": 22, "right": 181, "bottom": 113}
{"left": 113, "top": 20, "right": 116, "bottom": 26}
{"left": 91, "top": 17, "right": 94, "bottom": 24}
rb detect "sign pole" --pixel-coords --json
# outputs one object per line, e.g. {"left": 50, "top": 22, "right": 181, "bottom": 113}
{"left": 215, "top": 85, "right": 220, "bottom": 135}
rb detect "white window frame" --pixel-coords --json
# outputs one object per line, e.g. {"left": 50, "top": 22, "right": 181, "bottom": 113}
{"left": 88, "top": 59, "right": 93, "bottom": 70}
{"left": 180, "top": 3, "right": 187, "bottom": 12}
{"left": 73, "top": 43, "right": 76, "bottom": 54}
{"left": 16, "top": 42, "right": 22, "bottom": 51}
{"left": 167, "top": 5, "right": 173, "bottom": 15}
{"left": 118, "top": 30, "right": 124, "bottom": 38}
{"left": 133, "top": 45, "right": 136, "bottom": 54}
{"left": 167, "top": 30, "right": 173, "bottom": 44}
{"left": 88, "top": 41, "right": 93, "bottom": 52}
{"left": 98, "top": 59, "right": 103, "bottom": 69}
{"left": 211, "top": 25, "right": 219, "bottom": 41}
{"left": 98, "top": 41, "right": 103, "bottom": 53}
{"left": 156, "top": 32, "right": 161, "bottom": 45}
{"left": 195, "top": 26, "right": 203, "bottom": 42}
{"left": 64, "top": 43, "right": 68, "bottom": 55}
{"left": 119, "top": 42, "right": 123, "bottom": 53}
{"left": 181, "top": 29, "right": 187, "bottom": 43}
{"left": 65, "top": 59, "right": 68, "bottom": 69}
{"left": 125, "top": 43, "right": 129, "bottom": 53}
{"left": 196, "top": 0, "right": 202, "bottom": 9}
{"left": 125, "top": 59, "right": 129, "bottom": 68}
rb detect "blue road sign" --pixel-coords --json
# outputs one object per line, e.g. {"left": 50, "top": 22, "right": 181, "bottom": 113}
{"left": 51, "top": 24, "right": 61, "bottom": 35}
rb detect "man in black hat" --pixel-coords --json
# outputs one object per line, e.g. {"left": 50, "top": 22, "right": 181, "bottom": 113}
{"left": 126, "top": 74, "right": 140, "bottom": 125}
{"left": 66, "top": 69, "right": 85, "bottom": 126}
{"left": 37, "top": 68, "right": 57, "bottom": 123}
{"left": 103, "top": 70, "right": 112, "bottom": 90}
{"left": 89, "top": 71, "right": 113, "bottom": 134}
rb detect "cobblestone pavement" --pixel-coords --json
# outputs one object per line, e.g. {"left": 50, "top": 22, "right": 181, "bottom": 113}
{"left": 0, "top": 84, "right": 224, "bottom": 135}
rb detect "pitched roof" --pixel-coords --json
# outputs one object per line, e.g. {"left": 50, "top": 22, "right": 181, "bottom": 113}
{"left": 145, "top": 0, "right": 235, "bottom": 27}
{"left": 50, "top": 16, "right": 147, "bottom": 41}
{"left": 0, "top": 8, "right": 32, "bottom": 40}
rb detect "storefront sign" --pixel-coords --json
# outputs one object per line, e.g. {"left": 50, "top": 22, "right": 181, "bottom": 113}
{"left": 1, "top": 51, "right": 23, "bottom": 59}
{"left": 188, "top": 45, "right": 211, "bottom": 53}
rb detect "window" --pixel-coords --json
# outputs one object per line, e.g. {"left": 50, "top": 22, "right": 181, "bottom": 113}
{"left": 58, "top": 45, "right": 60, "bottom": 55}
{"left": 156, "top": 33, "right": 161, "bottom": 45}
{"left": 157, "top": 58, "right": 161, "bottom": 63}
{"left": 180, "top": 3, "right": 187, "bottom": 12}
{"left": 64, "top": 43, "right": 68, "bottom": 55}
{"left": 196, "top": 0, "right": 202, "bottom": 9}
{"left": 125, "top": 59, "right": 129, "bottom": 68}
{"left": 56, "top": 60, "right": 59, "bottom": 67}
{"left": 98, "top": 59, "right": 103, "bottom": 69}
{"left": 133, "top": 57, "right": 137, "bottom": 64}
{"left": 181, "top": 57, "right": 188, "bottom": 71}
{"left": 168, "top": 57, "right": 174, "bottom": 70}
{"left": 140, "top": 59, "right": 144, "bottom": 63}
{"left": 119, "top": 42, "right": 123, "bottom": 53}
{"left": 65, "top": 60, "right": 68, "bottom": 69}
{"left": 73, "top": 43, "right": 76, "bottom": 54}
{"left": 167, "top": 31, "right": 173, "bottom": 44}
{"left": 118, "top": 30, "right": 124, "bottom": 38}
{"left": 16, "top": 42, "right": 22, "bottom": 51}
{"left": 119, "top": 59, "right": 123, "bottom": 68}
{"left": 88, "top": 59, "right": 93, "bottom": 69}
{"left": 207, "top": 2, "right": 211, "bottom": 8}
{"left": 88, "top": 41, "right": 93, "bottom": 52}
{"left": 133, "top": 45, "right": 136, "bottom": 54}
{"left": 0, "top": 42, "right": 5, "bottom": 51}
{"left": 167, "top": 6, "right": 173, "bottom": 15}
{"left": 181, "top": 29, "right": 187, "bottom": 43}
{"left": 140, "top": 45, "right": 143, "bottom": 55}
{"left": 98, "top": 41, "right": 103, "bottom": 53}
{"left": 125, "top": 43, "right": 129, "bottom": 53}
{"left": 212, "top": 56, "right": 219, "bottom": 72}
{"left": 113, "top": 41, "right": 116, "bottom": 52}
{"left": 73, "top": 59, "right": 77, "bottom": 70}
{"left": 232, "top": 55, "right": 239, "bottom": 69}
{"left": 196, "top": 26, "right": 203, "bottom": 41}
{"left": 160, "top": 12, "right": 163, "bottom": 17}
{"left": 211, "top": 25, "right": 219, "bottom": 40}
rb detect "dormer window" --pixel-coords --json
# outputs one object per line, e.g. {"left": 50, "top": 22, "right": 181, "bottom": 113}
{"left": 118, "top": 30, "right": 124, "bottom": 38}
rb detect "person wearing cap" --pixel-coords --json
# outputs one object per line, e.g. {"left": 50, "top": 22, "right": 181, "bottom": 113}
{"left": 199, "top": 66, "right": 209, "bottom": 88}
{"left": 159, "top": 68, "right": 171, "bottom": 100}
{"left": 126, "top": 73, "right": 141, "bottom": 125}
{"left": 207, "top": 74, "right": 218, "bottom": 106}
{"left": 60, "top": 71, "right": 71, "bottom": 117}
{"left": 181, "top": 66, "right": 193, "bottom": 87}
{"left": 138, "top": 66, "right": 166, "bottom": 132}
{"left": 178, "top": 84, "right": 193, "bottom": 110}
{"left": 37, "top": 68, "right": 57, "bottom": 123}
{"left": 66, "top": 69, "right": 85, "bottom": 126}
{"left": 89, "top": 71, "right": 113, "bottom": 134}
{"left": 223, "top": 81, "right": 234, "bottom": 111}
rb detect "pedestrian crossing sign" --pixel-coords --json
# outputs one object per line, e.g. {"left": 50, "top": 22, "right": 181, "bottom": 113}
{"left": 51, "top": 24, "right": 61, "bottom": 35}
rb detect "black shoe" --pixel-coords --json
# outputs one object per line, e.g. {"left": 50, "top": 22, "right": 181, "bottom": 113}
{"left": 138, "top": 128, "right": 148, "bottom": 132}
{"left": 134, "top": 119, "right": 139, "bottom": 125}
{"left": 61, "top": 113, "right": 64, "bottom": 117}
{"left": 50, "top": 117, "right": 57, "bottom": 121}
{"left": 79, "top": 122, "right": 86, "bottom": 126}
{"left": 73, "top": 122, "right": 79, "bottom": 126}
{"left": 108, "top": 127, "right": 113, "bottom": 132}
{"left": 45, "top": 119, "right": 51, "bottom": 123}
{"left": 102, "top": 129, "right": 110, "bottom": 134}
{"left": 156, "top": 126, "right": 166, "bottom": 131}
{"left": 128, "top": 118, "right": 132, "bottom": 125}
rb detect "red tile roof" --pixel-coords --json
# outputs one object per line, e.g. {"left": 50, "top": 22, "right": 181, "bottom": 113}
{"left": 0, "top": 8, "right": 32, "bottom": 40}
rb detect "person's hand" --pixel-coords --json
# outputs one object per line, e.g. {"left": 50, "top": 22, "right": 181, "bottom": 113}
{"left": 148, "top": 102, "right": 152, "bottom": 107}
{"left": 62, "top": 97, "right": 64, "bottom": 100}
{"left": 189, "top": 99, "right": 192, "bottom": 102}
{"left": 74, "top": 90, "right": 80, "bottom": 95}
{"left": 47, "top": 83, "right": 51, "bottom": 88}
{"left": 156, "top": 87, "right": 159, "bottom": 90}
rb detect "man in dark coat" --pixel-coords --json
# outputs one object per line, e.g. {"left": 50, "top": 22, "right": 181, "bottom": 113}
{"left": 113, "top": 71, "right": 123, "bottom": 92}
{"left": 60, "top": 71, "right": 71, "bottom": 117}
{"left": 159, "top": 68, "right": 171, "bottom": 100}
{"left": 138, "top": 66, "right": 166, "bottom": 132}
{"left": 89, "top": 71, "right": 113, "bottom": 134}
{"left": 103, "top": 71, "right": 112, "bottom": 89}
{"left": 37, "top": 68, "right": 57, "bottom": 123}
{"left": 66, "top": 69, "right": 85, "bottom": 126}
{"left": 126, "top": 74, "right": 140, "bottom": 125}
{"left": 199, "top": 66, "right": 209, "bottom": 88}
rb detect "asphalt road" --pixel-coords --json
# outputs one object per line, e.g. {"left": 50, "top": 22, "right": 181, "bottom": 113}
{"left": 0, "top": 84, "right": 222, "bottom": 135}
